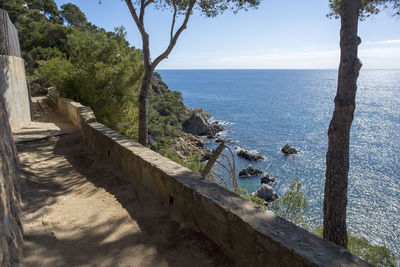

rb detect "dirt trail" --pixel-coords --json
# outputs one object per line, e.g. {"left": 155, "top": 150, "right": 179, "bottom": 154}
{"left": 18, "top": 98, "right": 234, "bottom": 267}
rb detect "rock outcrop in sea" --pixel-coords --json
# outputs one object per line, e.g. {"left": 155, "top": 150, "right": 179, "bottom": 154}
{"left": 239, "top": 165, "right": 263, "bottom": 178}
{"left": 261, "top": 173, "right": 276, "bottom": 185}
{"left": 251, "top": 184, "right": 279, "bottom": 203}
{"left": 281, "top": 143, "right": 298, "bottom": 155}
{"left": 236, "top": 147, "right": 265, "bottom": 161}
{"left": 183, "top": 109, "right": 224, "bottom": 137}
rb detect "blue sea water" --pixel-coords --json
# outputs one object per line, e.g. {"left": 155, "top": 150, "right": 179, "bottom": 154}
{"left": 158, "top": 69, "right": 400, "bottom": 257}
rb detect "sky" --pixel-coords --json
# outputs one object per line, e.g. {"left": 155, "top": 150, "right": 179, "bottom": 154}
{"left": 54, "top": 0, "right": 400, "bottom": 69}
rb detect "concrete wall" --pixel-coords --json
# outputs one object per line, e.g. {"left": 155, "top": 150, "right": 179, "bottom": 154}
{"left": 56, "top": 97, "right": 371, "bottom": 267}
{"left": 1, "top": 56, "right": 31, "bottom": 131}
{"left": 0, "top": 9, "right": 21, "bottom": 58}
{"left": 0, "top": 82, "right": 23, "bottom": 266}
{"left": 0, "top": 9, "right": 31, "bottom": 131}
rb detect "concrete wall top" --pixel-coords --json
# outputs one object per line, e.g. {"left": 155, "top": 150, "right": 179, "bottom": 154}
{"left": 0, "top": 9, "right": 21, "bottom": 57}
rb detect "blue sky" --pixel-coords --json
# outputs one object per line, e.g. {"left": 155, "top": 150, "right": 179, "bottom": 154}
{"left": 55, "top": 0, "right": 400, "bottom": 69}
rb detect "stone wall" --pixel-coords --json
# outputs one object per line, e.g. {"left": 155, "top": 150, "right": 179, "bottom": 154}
{"left": 56, "top": 97, "right": 371, "bottom": 267}
{"left": 0, "top": 85, "right": 23, "bottom": 266}
{"left": 0, "top": 9, "right": 31, "bottom": 131}
{"left": 0, "top": 9, "right": 24, "bottom": 267}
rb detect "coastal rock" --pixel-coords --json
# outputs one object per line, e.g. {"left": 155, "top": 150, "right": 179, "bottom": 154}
{"left": 251, "top": 184, "right": 279, "bottom": 203}
{"left": 261, "top": 173, "right": 276, "bottom": 185}
{"left": 236, "top": 148, "right": 265, "bottom": 161}
{"left": 183, "top": 112, "right": 210, "bottom": 136}
{"left": 210, "top": 122, "right": 224, "bottom": 136}
{"left": 183, "top": 110, "right": 224, "bottom": 137}
{"left": 281, "top": 144, "right": 298, "bottom": 155}
{"left": 239, "top": 165, "right": 262, "bottom": 178}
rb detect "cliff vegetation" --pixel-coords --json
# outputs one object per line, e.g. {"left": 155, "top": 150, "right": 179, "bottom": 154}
{"left": 1, "top": 0, "right": 206, "bottom": 172}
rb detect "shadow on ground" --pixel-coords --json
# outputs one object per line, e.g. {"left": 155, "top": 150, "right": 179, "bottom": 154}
{"left": 18, "top": 132, "right": 235, "bottom": 267}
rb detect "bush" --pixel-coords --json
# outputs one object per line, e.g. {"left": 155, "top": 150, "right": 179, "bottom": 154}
{"left": 269, "top": 177, "right": 307, "bottom": 227}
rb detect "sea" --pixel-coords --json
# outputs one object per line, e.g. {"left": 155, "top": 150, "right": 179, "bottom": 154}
{"left": 157, "top": 69, "right": 400, "bottom": 257}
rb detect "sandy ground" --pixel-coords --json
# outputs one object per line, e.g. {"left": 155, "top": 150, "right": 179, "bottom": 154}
{"left": 17, "top": 98, "right": 235, "bottom": 267}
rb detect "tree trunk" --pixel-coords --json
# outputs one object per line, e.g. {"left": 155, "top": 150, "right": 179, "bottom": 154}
{"left": 138, "top": 67, "right": 152, "bottom": 146}
{"left": 138, "top": 30, "right": 152, "bottom": 146}
{"left": 323, "top": 0, "right": 362, "bottom": 249}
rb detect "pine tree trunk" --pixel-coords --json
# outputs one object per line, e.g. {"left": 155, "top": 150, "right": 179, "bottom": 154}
{"left": 138, "top": 67, "right": 152, "bottom": 146}
{"left": 323, "top": 0, "right": 362, "bottom": 248}
{"left": 138, "top": 31, "right": 152, "bottom": 147}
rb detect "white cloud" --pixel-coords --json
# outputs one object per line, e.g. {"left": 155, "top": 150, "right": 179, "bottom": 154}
{"left": 159, "top": 44, "right": 400, "bottom": 69}
{"left": 366, "top": 39, "right": 400, "bottom": 45}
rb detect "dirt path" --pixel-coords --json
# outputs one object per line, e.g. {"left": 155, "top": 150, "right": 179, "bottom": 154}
{"left": 18, "top": 100, "right": 234, "bottom": 267}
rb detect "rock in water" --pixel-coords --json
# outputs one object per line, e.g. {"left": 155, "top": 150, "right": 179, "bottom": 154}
{"left": 236, "top": 148, "right": 265, "bottom": 161}
{"left": 209, "top": 122, "right": 224, "bottom": 136}
{"left": 239, "top": 165, "right": 263, "bottom": 178}
{"left": 183, "top": 110, "right": 224, "bottom": 137}
{"left": 281, "top": 143, "right": 298, "bottom": 155}
{"left": 260, "top": 173, "right": 276, "bottom": 185}
{"left": 251, "top": 184, "right": 279, "bottom": 203}
{"left": 183, "top": 112, "right": 210, "bottom": 136}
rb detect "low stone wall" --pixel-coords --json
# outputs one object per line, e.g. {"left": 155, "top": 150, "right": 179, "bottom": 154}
{"left": 0, "top": 86, "right": 23, "bottom": 266}
{"left": 56, "top": 97, "right": 369, "bottom": 267}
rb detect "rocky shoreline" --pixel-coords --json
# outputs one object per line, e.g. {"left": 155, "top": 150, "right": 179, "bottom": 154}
{"left": 168, "top": 108, "right": 224, "bottom": 161}
{"left": 169, "top": 106, "right": 300, "bottom": 206}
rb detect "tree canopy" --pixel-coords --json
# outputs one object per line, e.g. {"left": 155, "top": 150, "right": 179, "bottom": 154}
{"left": 328, "top": 0, "right": 400, "bottom": 19}
{"left": 1, "top": 0, "right": 191, "bottom": 146}
{"left": 124, "top": 0, "right": 261, "bottom": 146}
{"left": 26, "top": 0, "right": 59, "bottom": 17}
{"left": 60, "top": 3, "right": 87, "bottom": 27}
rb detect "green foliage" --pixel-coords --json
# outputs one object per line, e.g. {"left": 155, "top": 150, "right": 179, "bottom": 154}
{"left": 1, "top": 0, "right": 74, "bottom": 73}
{"left": 328, "top": 0, "right": 400, "bottom": 19}
{"left": 0, "top": 0, "right": 27, "bottom": 23}
{"left": 270, "top": 177, "right": 307, "bottom": 226}
{"left": 3, "top": 0, "right": 190, "bottom": 149}
{"left": 149, "top": 86, "right": 187, "bottom": 141}
{"left": 26, "top": 0, "right": 59, "bottom": 17}
{"left": 20, "top": 22, "right": 73, "bottom": 72}
{"left": 36, "top": 28, "right": 144, "bottom": 139}
{"left": 156, "top": 143, "right": 206, "bottom": 174}
{"left": 60, "top": 3, "right": 87, "bottom": 27}
{"left": 348, "top": 236, "right": 396, "bottom": 267}
{"left": 239, "top": 188, "right": 266, "bottom": 210}
{"left": 313, "top": 226, "right": 396, "bottom": 266}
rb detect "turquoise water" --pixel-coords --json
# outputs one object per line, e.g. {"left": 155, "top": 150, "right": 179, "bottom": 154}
{"left": 158, "top": 69, "right": 400, "bottom": 256}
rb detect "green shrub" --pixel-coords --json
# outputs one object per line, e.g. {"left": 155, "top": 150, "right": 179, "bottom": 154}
{"left": 269, "top": 177, "right": 307, "bottom": 227}
{"left": 239, "top": 188, "right": 266, "bottom": 210}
